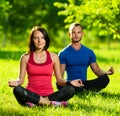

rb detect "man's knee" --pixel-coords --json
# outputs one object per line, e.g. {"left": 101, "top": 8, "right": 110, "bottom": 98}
{"left": 100, "top": 74, "right": 110, "bottom": 87}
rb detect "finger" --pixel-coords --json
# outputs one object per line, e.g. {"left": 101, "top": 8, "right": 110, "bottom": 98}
{"left": 78, "top": 80, "right": 84, "bottom": 86}
{"left": 110, "top": 66, "right": 113, "bottom": 70}
{"left": 78, "top": 79, "right": 82, "bottom": 83}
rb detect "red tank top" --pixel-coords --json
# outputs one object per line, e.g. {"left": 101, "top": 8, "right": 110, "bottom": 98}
{"left": 26, "top": 51, "right": 54, "bottom": 96}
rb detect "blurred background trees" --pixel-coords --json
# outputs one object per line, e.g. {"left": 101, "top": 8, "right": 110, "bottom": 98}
{"left": 54, "top": 0, "right": 120, "bottom": 49}
{"left": 0, "top": 0, "right": 66, "bottom": 48}
{"left": 0, "top": 0, "right": 119, "bottom": 49}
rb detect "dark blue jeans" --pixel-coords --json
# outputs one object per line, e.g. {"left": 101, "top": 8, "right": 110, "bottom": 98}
{"left": 13, "top": 85, "right": 75, "bottom": 106}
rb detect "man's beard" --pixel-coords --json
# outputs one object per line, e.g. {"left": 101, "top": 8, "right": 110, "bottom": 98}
{"left": 72, "top": 39, "right": 81, "bottom": 43}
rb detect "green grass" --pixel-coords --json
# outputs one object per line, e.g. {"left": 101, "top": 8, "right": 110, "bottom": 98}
{"left": 0, "top": 46, "right": 120, "bottom": 116}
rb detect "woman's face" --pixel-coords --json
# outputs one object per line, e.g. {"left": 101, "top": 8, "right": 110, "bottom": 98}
{"left": 33, "top": 30, "right": 46, "bottom": 50}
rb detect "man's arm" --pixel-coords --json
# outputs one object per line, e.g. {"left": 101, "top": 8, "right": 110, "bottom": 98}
{"left": 90, "top": 62, "right": 114, "bottom": 76}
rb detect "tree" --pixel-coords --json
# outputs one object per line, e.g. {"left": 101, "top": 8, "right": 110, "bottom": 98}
{"left": 0, "top": 0, "right": 66, "bottom": 47}
{"left": 0, "top": 0, "right": 12, "bottom": 46}
{"left": 54, "top": 0, "right": 120, "bottom": 42}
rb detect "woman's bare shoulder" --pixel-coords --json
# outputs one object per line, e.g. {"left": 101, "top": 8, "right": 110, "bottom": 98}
{"left": 20, "top": 53, "right": 30, "bottom": 62}
{"left": 49, "top": 52, "right": 58, "bottom": 58}
{"left": 49, "top": 52, "right": 58, "bottom": 62}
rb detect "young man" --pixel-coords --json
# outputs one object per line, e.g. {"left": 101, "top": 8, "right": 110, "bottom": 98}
{"left": 57, "top": 22, "right": 114, "bottom": 92}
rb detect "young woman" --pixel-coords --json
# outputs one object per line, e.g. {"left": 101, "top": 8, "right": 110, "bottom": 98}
{"left": 8, "top": 26, "right": 83, "bottom": 107}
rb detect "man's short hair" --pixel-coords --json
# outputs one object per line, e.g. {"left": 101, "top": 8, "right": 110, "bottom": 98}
{"left": 69, "top": 22, "right": 83, "bottom": 32}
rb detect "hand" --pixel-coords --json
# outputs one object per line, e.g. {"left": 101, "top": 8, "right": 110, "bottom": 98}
{"left": 106, "top": 66, "right": 114, "bottom": 75}
{"left": 70, "top": 79, "right": 84, "bottom": 87}
{"left": 8, "top": 80, "right": 19, "bottom": 87}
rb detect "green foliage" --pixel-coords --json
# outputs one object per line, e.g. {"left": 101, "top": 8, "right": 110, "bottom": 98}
{"left": 0, "top": 0, "right": 119, "bottom": 49}
{"left": 54, "top": 0, "right": 120, "bottom": 40}
{"left": 0, "top": 0, "right": 66, "bottom": 47}
{"left": 0, "top": 0, "right": 12, "bottom": 21}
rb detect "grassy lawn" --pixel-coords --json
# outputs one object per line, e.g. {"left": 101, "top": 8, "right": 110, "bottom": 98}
{"left": 0, "top": 46, "right": 120, "bottom": 116}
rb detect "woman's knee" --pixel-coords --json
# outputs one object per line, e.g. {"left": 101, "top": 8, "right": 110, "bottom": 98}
{"left": 13, "top": 85, "right": 40, "bottom": 104}
{"left": 13, "top": 85, "right": 26, "bottom": 97}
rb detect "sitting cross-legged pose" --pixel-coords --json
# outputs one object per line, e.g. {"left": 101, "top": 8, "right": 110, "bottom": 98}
{"left": 57, "top": 22, "right": 114, "bottom": 93}
{"left": 8, "top": 26, "right": 83, "bottom": 107}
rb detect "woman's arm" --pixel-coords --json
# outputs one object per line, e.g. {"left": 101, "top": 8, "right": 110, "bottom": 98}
{"left": 51, "top": 52, "right": 83, "bottom": 87}
{"left": 8, "top": 53, "right": 29, "bottom": 87}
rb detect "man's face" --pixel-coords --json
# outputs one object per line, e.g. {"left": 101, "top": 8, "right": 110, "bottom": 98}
{"left": 69, "top": 26, "right": 83, "bottom": 43}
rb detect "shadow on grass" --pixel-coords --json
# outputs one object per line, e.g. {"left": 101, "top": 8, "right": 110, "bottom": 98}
{"left": 68, "top": 91, "right": 120, "bottom": 115}
{"left": 68, "top": 102, "right": 120, "bottom": 115}
{"left": 0, "top": 108, "right": 23, "bottom": 116}
{"left": 0, "top": 92, "right": 119, "bottom": 115}
{"left": 0, "top": 51, "right": 25, "bottom": 60}
{"left": 99, "top": 92, "right": 120, "bottom": 99}
{"left": 0, "top": 50, "right": 119, "bottom": 64}
{"left": 76, "top": 91, "right": 120, "bottom": 99}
